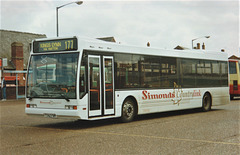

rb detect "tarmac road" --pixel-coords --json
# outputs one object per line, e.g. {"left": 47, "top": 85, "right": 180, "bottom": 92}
{"left": 0, "top": 99, "right": 239, "bottom": 154}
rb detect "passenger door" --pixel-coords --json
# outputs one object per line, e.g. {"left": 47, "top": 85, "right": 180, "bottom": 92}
{"left": 88, "top": 55, "right": 114, "bottom": 117}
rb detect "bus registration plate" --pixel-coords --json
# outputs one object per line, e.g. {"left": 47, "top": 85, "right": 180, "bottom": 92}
{"left": 44, "top": 113, "right": 57, "bottom": 118}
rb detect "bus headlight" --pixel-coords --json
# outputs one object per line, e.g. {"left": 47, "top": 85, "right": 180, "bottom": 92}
{"left": 26, "top": 104, "right": 37, "bottom": 108}
{"left": 65, "top": 105, "right": 77, "bottom": 110}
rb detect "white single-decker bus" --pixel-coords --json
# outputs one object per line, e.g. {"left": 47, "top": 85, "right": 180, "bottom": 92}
{"left": 26, "top": 36, "right": 230, "bottom": 122}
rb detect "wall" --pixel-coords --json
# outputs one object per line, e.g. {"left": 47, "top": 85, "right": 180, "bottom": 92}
{"left": 0, "top": 86, "right": 25, "bottom": 100}
{"left": 0, "top": 30, "right": 46, "bottom": 99}
{"left": 0, "top": 29, "right": 46, "bottom": 69}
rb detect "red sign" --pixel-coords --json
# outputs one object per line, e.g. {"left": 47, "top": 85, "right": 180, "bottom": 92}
{"left": 5, "top": 76, "right": 20, "bottom": 81}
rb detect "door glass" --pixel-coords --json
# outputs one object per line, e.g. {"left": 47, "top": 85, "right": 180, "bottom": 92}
{"left": 104, "top": 58, "right": 113, "bottom": 109}
{"left": 89, "top": 57, "right": 101, "bottom": 110}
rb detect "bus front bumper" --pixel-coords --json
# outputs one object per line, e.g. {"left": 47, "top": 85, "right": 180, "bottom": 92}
{"left": 25, "top": 108, "right": 82, "bottom": 120}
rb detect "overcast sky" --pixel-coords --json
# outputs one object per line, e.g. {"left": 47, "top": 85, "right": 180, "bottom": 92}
{"left": 1, "top": 0, "right": 239, "bottom": 57}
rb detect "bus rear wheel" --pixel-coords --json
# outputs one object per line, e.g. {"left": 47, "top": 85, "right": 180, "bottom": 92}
{"left": 121, "top": 98, "right": 136, "bottom": 123}
{"left": 202, "top": 93, "right": 211, "bottom": 112}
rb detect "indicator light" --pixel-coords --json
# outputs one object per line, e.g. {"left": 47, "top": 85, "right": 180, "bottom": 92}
{"left": 26, "top": 104, "right": 37, "bottom": 108}
{"left": 65, "top": 105, "right": 77, "bottom": 110}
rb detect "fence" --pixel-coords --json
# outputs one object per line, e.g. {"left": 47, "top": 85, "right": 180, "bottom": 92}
{"left": 1, "top": 70, "right": 27, "bottom": 100}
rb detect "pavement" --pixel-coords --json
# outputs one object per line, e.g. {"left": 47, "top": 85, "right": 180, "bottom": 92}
{"left": 0, "top": 99, "right": 25, "bottom": 104}
{"left": 1, "top": 99, "right": 239, "bottom": 154}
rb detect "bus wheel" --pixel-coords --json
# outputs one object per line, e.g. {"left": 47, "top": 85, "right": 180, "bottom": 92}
{"left": 202, "top": 93, "right": 211, "bottom": 112}
{"left": 121, "top": 99, "right": 136, "bottom": 123}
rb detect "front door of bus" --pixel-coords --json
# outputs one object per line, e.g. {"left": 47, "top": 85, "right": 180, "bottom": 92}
{"left": 88, "top": 55, "right": 114, "bottom": 117}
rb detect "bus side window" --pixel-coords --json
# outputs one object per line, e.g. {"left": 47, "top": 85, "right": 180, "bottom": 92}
{"left": 221, "top": 62, "right": 228, "bottom": 86}
{"left": 229, "top": 61, "right": 237, "bottom": 74}
{"left": 238, "top": 61, "right": 240, "bottom": 74}
{"left": 80, "top": 58, "right": 87, "bottom": 99}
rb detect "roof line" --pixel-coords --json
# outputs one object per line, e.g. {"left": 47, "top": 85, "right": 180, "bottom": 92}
{"left": 0, "top": 29, "right": 46, "bottom": 36}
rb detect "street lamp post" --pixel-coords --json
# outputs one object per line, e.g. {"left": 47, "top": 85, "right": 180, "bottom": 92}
{"left": 56, "top": 1, "right": 83, "bottom": 37}
{"left": 192, "top": 36, "right": 210, "bottom": 49}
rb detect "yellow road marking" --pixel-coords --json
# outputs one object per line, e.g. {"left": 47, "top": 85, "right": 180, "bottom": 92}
{"left": 83, "top": 130, "right": 240, "bottom": 146}
{"left": 2, "top": 124, "right": 240, "bottom": 146}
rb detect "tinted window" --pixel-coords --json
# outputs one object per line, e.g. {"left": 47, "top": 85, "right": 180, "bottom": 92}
{"left": 229, "top": 61, "right": 237, "bottom": 74}
{"left": 79, "top": 54, "right": 87, "bottom": 99}
{"left": 115, "top": 53, "right": 228, "bottom": 89}
{"left": 115, "top": 53, "right": 177, "bottom": 89}
{"left": 180, "top": 59, "right": 196, "bottom": 87}
{"left": 115, "top": 54, "right": 141, "bottom": 88}
{"left": 221, "top": 62, "right": 228, "bottom": 86}
{"left": 180, "top": 59, "right": 228, "bottom": 88}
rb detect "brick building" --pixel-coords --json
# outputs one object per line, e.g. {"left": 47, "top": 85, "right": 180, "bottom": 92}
{"left": 0, "top": 29, "right": 46, "bottom": 99}
{"left": 0, "top": 29, "right": 46, "bottom": 69}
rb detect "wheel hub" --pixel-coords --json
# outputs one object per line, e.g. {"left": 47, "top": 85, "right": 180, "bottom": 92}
{"left": 124, "top": 103, "right": 134, "bottom": 117}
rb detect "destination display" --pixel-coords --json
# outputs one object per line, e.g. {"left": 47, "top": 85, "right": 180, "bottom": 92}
{"left": 33, "top": 38, "right": 77, "bottom": 53}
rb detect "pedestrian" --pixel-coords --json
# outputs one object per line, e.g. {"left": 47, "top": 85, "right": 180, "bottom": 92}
{"left": 1, "top": 77, "right": 6, "bottom": 101}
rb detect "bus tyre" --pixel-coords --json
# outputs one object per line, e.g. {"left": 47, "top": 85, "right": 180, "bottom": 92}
{"left": 202, "top": 93, "right": 211, "bottom": 112}
{"left": 121, "top": 99, "right": 136, "bottom": 123}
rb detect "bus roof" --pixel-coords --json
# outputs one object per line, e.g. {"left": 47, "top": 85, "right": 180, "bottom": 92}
{"left": 33, "top": 36, "right": 229, "bottom": 61}
{"left": 80, "top": 37, "right": 228, "bottom": 61}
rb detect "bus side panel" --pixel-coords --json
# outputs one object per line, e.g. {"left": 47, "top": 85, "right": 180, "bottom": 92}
{"left": 115, "top": 89, "right": 200, "bottom": 116}
{"left": 229, "top": 60, "right": 240, "bottom": 97}
{"left": 229, "top": 84, "right": 240, "bottom": 96}
{"left": 139, "top": 89, "right": 202, "bottom": 114}
{"left": 229, "top": 71, "right": 240, "bottom": 97}
{"left": 115, "top": 90, "right": 139, "bottom": 117}
{"left": 211, "top": 87, "right": 230, "bottom": 106}
{"left": 78, "top": 94, "right": 89, "bottom": 120}
{"left": 115, "top": 87, "right": 229, "bottom": 117}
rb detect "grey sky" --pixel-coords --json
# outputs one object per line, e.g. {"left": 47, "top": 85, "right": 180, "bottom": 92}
{"left": 1, "top": 0, "right": 239, "bottom": 56}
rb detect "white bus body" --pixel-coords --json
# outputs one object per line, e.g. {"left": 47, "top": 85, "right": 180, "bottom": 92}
{"left": 26, "top": 36, "right": 229, "bottom": 122}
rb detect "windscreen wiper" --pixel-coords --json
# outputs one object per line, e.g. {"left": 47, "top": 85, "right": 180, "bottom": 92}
{"left": 28, "top": 96, "right": 33, "bottom": 101}
{"left": 60, "top": 93, "right": 70, "bottom": 102}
